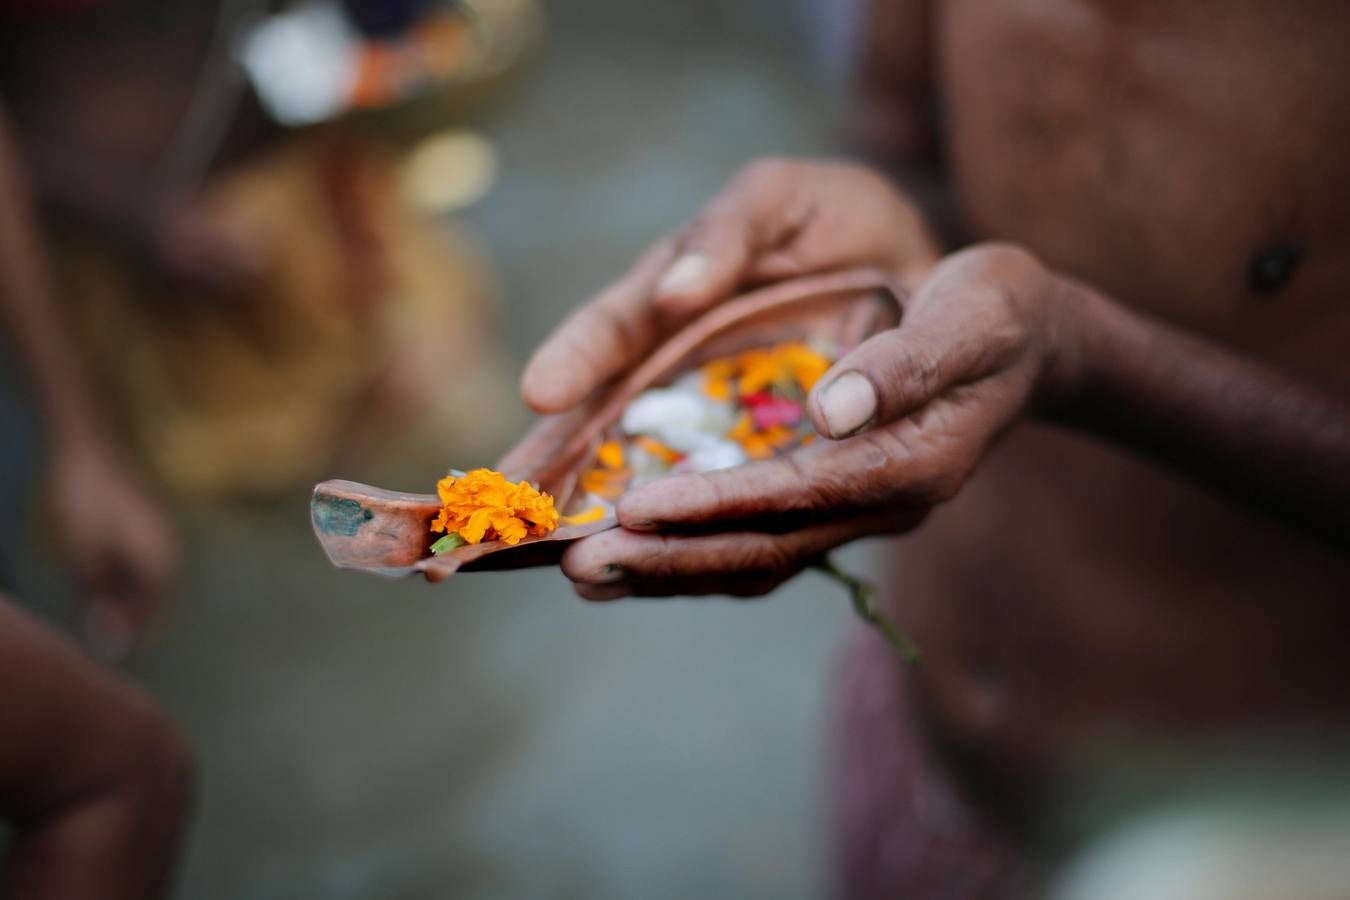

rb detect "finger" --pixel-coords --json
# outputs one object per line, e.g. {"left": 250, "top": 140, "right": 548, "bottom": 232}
{"left": 573, "top": 573, "right": 789, "bottom": 602}
{"left": 522, "top": 159, "right": 813, "bottom": 413}
{"left": 808, "top": 261, "right": 1026, "bottom": 439}
{"left": 810, "top": 246, "right": 1044, "bottom": 438}
{"left": 562, "top": 510, "right": 912, "bottom": 584}
{"left": 652, "top": 157, "right": 813, "bottom": 315}
{"left": 618, "top": 431, "right": 950, "bottom": 523}
{"left": 520, "top": 239, "right": 679, "bottom": 413}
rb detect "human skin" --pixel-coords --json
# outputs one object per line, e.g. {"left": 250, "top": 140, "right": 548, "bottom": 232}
{"left": 0, "top": 596, "right": 191, "bottom": 899}
{"left": 0, "top": 103, "right": 176, "bottom": 656}
{"left": 524, "top": 158, "right": 1350, "bottom": 594}
{"left": 520, "top": 0, "right": 1350, "bottom": 868}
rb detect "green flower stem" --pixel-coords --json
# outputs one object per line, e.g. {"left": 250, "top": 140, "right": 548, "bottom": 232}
{"left": 815, "top": 556, "right": 921, "bottom": 664}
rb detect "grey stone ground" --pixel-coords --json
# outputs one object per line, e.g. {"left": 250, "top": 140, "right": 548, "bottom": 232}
{"left": 1, "top": 1, "right": 881, "bottom": 897}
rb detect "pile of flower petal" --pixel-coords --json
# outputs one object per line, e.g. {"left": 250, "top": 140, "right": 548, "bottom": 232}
{"left": 575, "top": 340, "right": 834, "bottom": 511}
{"left": 428, "top": 342, "right": 834, "bottom": 553}
{"left": 429, "top": 468, "right": 560, "bottom": 552}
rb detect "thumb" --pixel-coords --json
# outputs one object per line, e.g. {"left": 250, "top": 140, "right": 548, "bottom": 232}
{"left": 652, "top": 158, "right": 806, "bottom": 315}
{"left": 808, "top": 308, "right": 988, "bottom": 440}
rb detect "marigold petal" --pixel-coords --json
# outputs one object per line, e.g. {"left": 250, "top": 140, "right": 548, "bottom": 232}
{"left": 561, "top": 504, "right": 608, "bottom": 525}
{"left": 597, "top": 440, "right": 625, "bottom": 470}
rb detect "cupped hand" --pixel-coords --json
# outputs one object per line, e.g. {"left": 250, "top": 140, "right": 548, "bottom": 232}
{"left": 561, "top": 243, "right": 1087, "bottom": 600}
{"left": 50, "top": 445, "right": 176, "bottom": 657}
{"left": 520, "top": 157, "right": 942, "bottom": 415}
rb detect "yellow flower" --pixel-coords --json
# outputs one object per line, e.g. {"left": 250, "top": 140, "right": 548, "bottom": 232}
{"left": 580, "top": 466, "right": 630, "bottom": 499}
{"left": 701, "top": 358, "right": 736, "bottom": 401}
{"left": 736, "top": 348, "right": 782, "bottom": 396}
{"left": 634, "top": 436, "right": 681, "bottom": 464}
{"left": 596, "top": 440, "right": 626, "bottom": 470}
{"left": 728, "top": 412, "right": 799, "bottom": 459}
{"left": 430, "top": 468, "right": 559, "bottom": 546}
{"left": 703, "top": 342, "right": 832, "bottom": 399}
{"left": 775, "top": 342, "right": 830, "bottom": 391}
{"left": 561, "top": 504, "right": 608, "bottom": 525}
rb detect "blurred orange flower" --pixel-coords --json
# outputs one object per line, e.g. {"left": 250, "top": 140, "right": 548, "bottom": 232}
{"left": 596, "top": 440, "right": 626, "bottom": 470}
{"left": 702, "top": 342, "right": 831, "bottom": 399}
{"left": 729, "top": 413, "right": 797, "bottom": 459}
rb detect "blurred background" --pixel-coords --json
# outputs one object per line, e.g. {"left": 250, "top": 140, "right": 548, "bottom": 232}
{"left": 0, "top": 1, "right": 870, "bottom": 897}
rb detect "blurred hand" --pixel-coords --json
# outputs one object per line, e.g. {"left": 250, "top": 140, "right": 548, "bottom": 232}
{"left": 549, "top": 228, "right": 1086, "bottom": 598}
{"left": 521, "top": 157, "right": 943, "bottom": 415}
{"left": 50, "top": 445, "right": 176, "bottom": 657}
{"left": 153, "top": 200, "right": 267, "bottom": 296}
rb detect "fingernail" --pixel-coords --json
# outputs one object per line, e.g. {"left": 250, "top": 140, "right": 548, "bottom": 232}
{"left": 656, "top": 253, "right": 708, "bottom": 296}
{"left": 592, "top": 564, "right": 625, "bottom": 583}
{"left": 818, "top": 371, "right": 877, "bottom": 437}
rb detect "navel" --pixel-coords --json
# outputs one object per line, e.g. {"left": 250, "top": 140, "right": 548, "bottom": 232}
{"left": 1248, "top": 241, "right": 1302, "bottom": 296}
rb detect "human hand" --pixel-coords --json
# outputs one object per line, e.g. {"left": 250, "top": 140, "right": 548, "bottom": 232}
{"left": 560, "top": 243, "right": 1087, "bottom": 600}
{"left": 520, "top": 157, "right": 942, "bottom": 415}
{"left": 152, "top": 198, "right": 267, "bottom": 296}
{"left": 49, "top": 445, "right": 176, "bottom": 657}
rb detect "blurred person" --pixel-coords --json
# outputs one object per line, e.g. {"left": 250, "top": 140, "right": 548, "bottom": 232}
{"left": 0, "top": 0, "right": 515, "bottom": 643}
{"left": 519, "top": 1, "right": 1350, "bottom": 897}
{"left": 0, "top": 101, "right": 176, "bottom": 656}
{"left": 1, "top": 10, "right": 191, "bottom": 894}
{"left": 0, "top": 596, "right": 190, "bottom": 899}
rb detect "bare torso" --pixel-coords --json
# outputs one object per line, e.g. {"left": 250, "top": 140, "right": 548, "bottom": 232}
{"left": 888, "top": 0, "right": 1350, "bottom": 814}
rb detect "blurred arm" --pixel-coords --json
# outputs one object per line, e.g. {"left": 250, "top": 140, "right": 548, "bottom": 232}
{"left": 0, "top": 596, "right": 190, "bottom": 900}
{"left": 0, "top": 99, "right": 106, "bottom": 450}
{"left": 0, "top": 98, "right": 177, "bottom": 655}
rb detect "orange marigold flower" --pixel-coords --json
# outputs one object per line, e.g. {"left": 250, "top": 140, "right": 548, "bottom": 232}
{"left": 430, "top": 468, "right": 559, "bottom": 546}
{"left": 775, "top": 342, "right": 830, "bottom": 391}
{"left": 729, "top": 412, "right": 774, "bottom": 459}
{"left": 735, "top": 348, "right": 782, "bottom": 396}
{"left": 596, "top": 440, "right": 626, "bottom": 470}
{"left": 634, "top": 436, "right": 681, "bottom": 465}
{"left": 729, "top": 411, "right": 804, "bottom": 459}
{"left": 701, "top": 358, "right": 736, "bottom": 401}
{"left": 722, "top": 342, "right": 832, "bottom": 397}
{"left": 580, "top": 466, "right": 629, "bottom": 499}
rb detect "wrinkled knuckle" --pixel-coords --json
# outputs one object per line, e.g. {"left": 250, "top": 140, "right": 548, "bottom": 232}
{"left": 969, "top": 241, "right": 1039, "bottom": 274}
{"left": 909, "top": 458, "right": 970, "bottom": 505}
{"left": 633, "top": 535, "right": 688, "bottom": 580}
{"left": 901, "top": 343, "right": 944, "bottom": 402}
{"left": 784, "top": 457, "right": 839, "bottom": 513}
{"left": 758, "top": 537, "right": 799, "bottom": 575}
